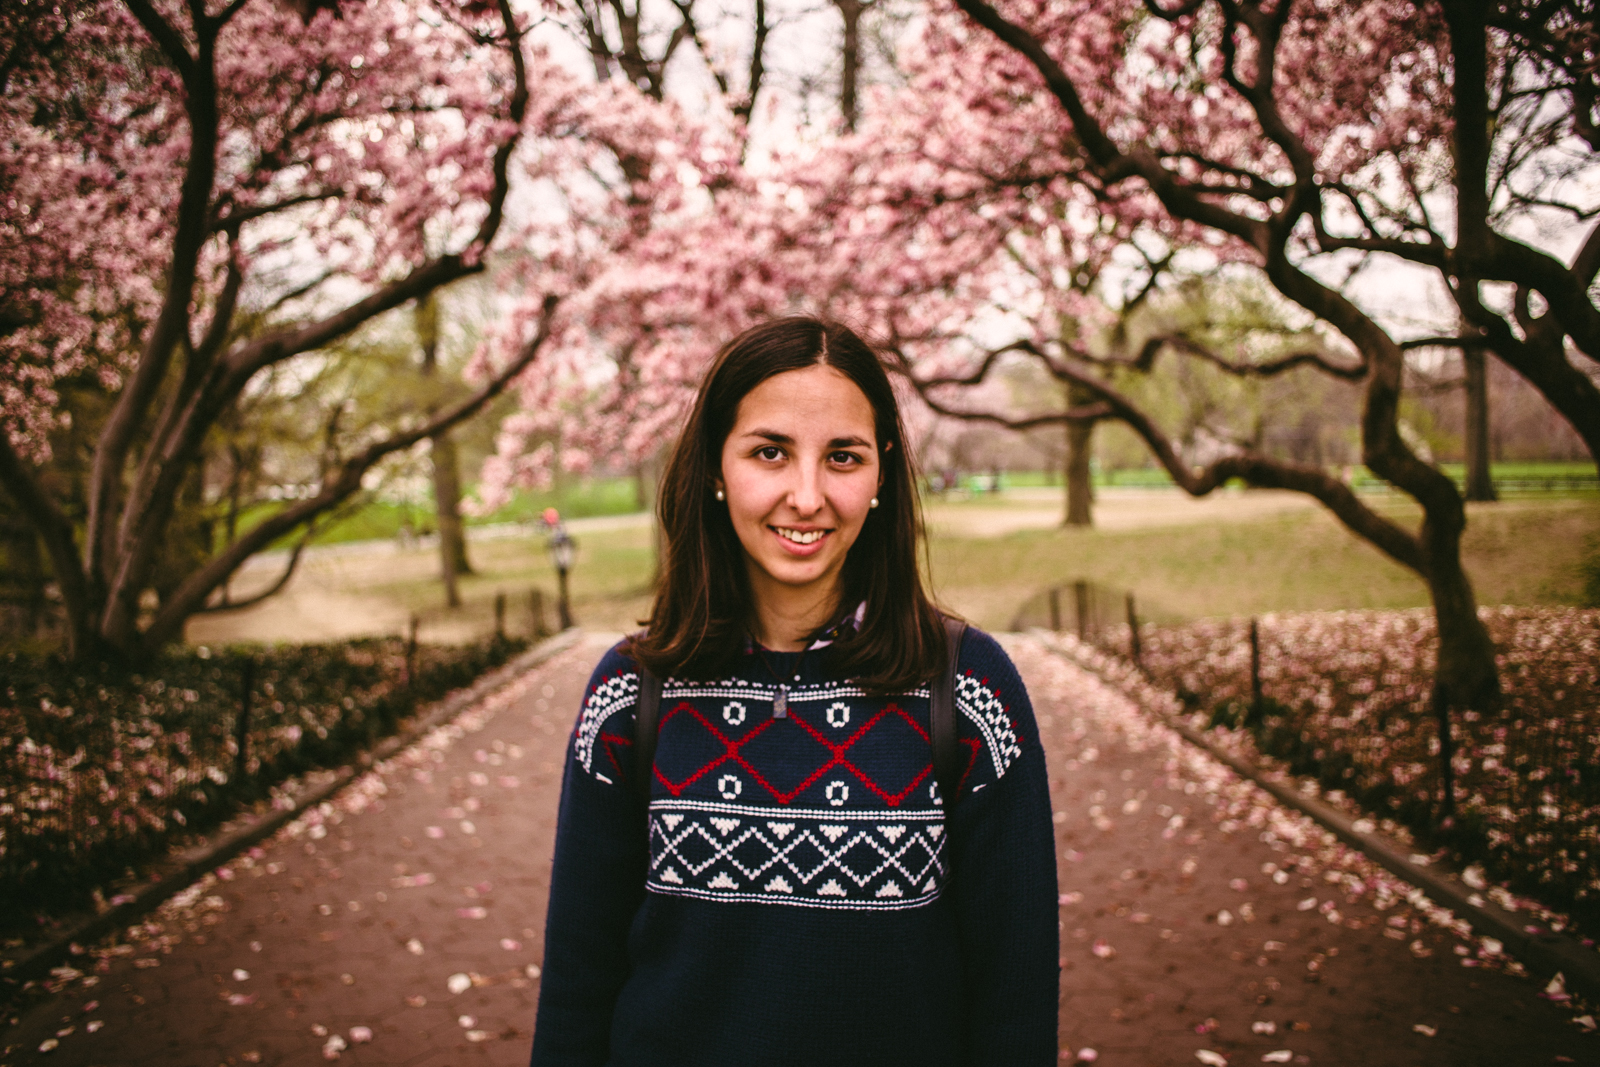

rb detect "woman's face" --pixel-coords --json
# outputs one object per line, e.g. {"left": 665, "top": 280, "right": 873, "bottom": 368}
{"left": 716, "top": 363, "right": 883, "bottom": 612}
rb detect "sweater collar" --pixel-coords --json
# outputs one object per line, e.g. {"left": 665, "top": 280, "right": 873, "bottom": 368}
{"left": 744, "top": 600, "right": 866, "bottom": 654}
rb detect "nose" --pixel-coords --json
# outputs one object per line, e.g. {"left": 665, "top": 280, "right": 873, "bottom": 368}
{"left": 787, "top": 460, "right": 824, "bottom": 516}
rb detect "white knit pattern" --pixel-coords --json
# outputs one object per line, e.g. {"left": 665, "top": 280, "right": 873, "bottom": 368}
{"left": 575, "top": 670, "right": 638, "bottom": 775}
{"left": 647, "top": 799, "right": 947, "bottom": 910}
{"left": 955, "top": 673, "right": 1022, "bottom": 779}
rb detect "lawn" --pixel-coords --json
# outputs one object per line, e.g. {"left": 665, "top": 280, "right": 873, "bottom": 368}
{"left": 233, "top": 477, "right": 645, "bottom": 552}
{"left": 192, "top": 491, "right": 1597, "bottom": 648}
{"left": 926, "top": 494, "right": 1599, "bottom": 633}
{"left": 372, "top": 521, "right": 659, "bottom": 640}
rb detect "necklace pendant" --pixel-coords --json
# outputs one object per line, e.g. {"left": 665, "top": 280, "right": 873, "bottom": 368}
{"left": 773, "top": 685, "right": 788, "bottom": 719}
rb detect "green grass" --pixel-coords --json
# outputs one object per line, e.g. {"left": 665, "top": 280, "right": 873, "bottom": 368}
{"left": 236, "top": 478, "right": 644, "bottom": 552}
{"left": 413, "top": 496, "right": 1597, "bottom": 640}
{"left": 371, "top": 522, "right": 658, "bottom": 639}
{"left": 200, "top": 492, "right": 1597, "bottom": 647}
{"left": 926, "top": 496, "right": 1600, "bottom": 634}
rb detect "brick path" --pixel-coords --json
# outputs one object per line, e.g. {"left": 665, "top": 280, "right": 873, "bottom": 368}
{"left": 4, "top": 632, "right": 1591, "bottom": 1065}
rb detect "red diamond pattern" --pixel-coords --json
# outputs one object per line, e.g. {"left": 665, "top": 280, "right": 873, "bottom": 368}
{"left": 653, "top": 700, "right": 939, "bottom": 807}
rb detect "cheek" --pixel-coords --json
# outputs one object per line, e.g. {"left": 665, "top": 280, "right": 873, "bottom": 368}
{"left": 834, "top": 472, "right": 881, "bottom": 523}
{"left": 722, "top": 467, "right": 779, "bottom": 517}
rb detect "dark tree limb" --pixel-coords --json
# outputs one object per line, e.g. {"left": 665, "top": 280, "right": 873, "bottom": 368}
{"left": 140, "top": 294, "right": 560, "bottom": 650}
{"left": 0, "top": 436, "right": 96, "bottom": 658}
{"left": 86, "top": 0, "right": 220, "bottom": 598}
{"left": 891, "top": 340, "right": 1426, "bottom": 573}
{"left": 95, "top": 0, "right": 534, "bottom": 650}
{"left": 194, "top": 525, "right": 315, "bottom": 614}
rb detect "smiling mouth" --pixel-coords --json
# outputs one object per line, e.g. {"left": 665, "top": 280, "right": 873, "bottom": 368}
{"left": 773, "top": 526, "right": 828, "bottom": 545}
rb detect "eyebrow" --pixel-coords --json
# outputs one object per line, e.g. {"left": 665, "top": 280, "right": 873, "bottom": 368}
{"left": 741, "top": 429, "right": 874, "bottom": 449}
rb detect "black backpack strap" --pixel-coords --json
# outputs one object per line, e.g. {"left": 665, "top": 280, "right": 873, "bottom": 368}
{"left": 633, "top": 667, "right": 663, "bottom": 806}
{"left": 932, "top": 615, "right": 968, "bottom": 809}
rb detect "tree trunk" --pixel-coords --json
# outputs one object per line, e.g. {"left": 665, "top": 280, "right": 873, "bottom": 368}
{"left": 431, "top": 432, "right": 473, "bottom": 578}
{"left": 1422, "top": 513, "right": 1499, "bottom": 818}
{"left": 834, "top": 0, "right": 865, "bottom": 131}
{"left": 634, "top": 461, "right": 650, "bottom": 511}
{"left": 1463, "top": 345, "right": 1497, "bottom": 502}
{"left": 1064, "top": 418, "right": 1094, "bottom": 526}
{"left": 1063, "top": 380, "right": 1096, "bottom": 526}
{"left": 0, "top": 497, "right": 47, "bottom": 642}
{"left": 1424, "top": 530, "right": 1500, "bottom": 712}
{"left": 417, "top": 293, "right": 472, "bottom": 608}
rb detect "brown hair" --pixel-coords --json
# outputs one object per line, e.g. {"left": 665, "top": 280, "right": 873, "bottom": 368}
{"left": 631, "top": 317, "right": 946, "bottom": 692}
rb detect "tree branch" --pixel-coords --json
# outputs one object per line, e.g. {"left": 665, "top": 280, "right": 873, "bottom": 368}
{"left": 892, "top": 340, "right": 1425, "bottom": 573}
{"left": 195, "top": 524, "right": 315, "bottom": 614}
{"left": 100, "top": 0, "right": 536, "bottom": 649}
{"left": 139, "top": 295, "right": 560, "bottom": 650}
{"left": 121, "top": 0, "right": 196, "bottom": 75}
{"left": 87, "top": 0, "right": 221, "bottom": 609}
{"left": 1576, "top": 217, "right": 1600, "bottom": 288}
{"left": 0, "top": 435, "right": 93, "bottom": 655}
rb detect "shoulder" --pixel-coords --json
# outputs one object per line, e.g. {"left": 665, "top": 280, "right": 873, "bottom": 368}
{"left": 572, "top": 640, "right": 642, "bottom": 777}
{"left": 950, "top": 624, "right": 1031, "bottom": 785}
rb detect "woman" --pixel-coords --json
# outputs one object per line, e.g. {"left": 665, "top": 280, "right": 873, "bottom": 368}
{"left": 529, "top": 318, "right": 1058, "bottom": 1066}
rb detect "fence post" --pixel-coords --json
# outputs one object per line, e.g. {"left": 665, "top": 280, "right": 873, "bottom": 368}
{"left": 1248, "top": 617, "right": 1263, "bottom": 717}
{"left": 406, "top": 615, "right": 419, "bottom": 686}
{"left": 1125, "top": 592, "right": 1141, "bottom": 668}
{"left": 530, "top": 588, "right": 547, "bottom": 637}
{"left": 234, "top": 656, "right": 254, "bottom": 784}
{"left": 1048, "top": 587, "right": 1061, "bottom": 632}
{"left": 1074, "top": 580, "right": 1089, "bottom": 641}
{"left": 494, "top": 591, "right": 506, "bottom": 640}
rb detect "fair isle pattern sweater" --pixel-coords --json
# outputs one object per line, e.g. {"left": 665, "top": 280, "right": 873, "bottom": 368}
{"left": 529, "top": 628, "right": 1059, "bottom": 1067}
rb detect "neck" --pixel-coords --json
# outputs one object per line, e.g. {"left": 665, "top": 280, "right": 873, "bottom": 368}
{"left": 747, "top": 574, "right": 841, "bottom": 652}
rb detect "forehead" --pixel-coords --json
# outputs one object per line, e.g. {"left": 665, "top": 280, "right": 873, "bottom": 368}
{"left": 730, "top": 365, "right": 877, "bottom": 441}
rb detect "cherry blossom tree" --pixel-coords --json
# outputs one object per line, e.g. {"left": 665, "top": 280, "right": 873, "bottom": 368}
{"left": 0, "top": 0, "right": 587, "bottom": 662}
{"left": 847, "top": 0, "right": 1598, "bottom": 717}
{"left": 477, "top": 0, "right": 782, "bottom": 509}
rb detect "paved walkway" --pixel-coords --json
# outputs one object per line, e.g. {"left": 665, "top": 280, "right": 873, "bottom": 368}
{"left": 4, "top": 633, "right": 1591, "bottom": 1065}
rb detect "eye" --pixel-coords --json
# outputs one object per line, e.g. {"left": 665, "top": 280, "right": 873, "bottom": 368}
{"left": 755, "top": 445, "right": 784, "bottom": 461}
{"left": 829, "top": 450, "right": 863, "bottom": 467}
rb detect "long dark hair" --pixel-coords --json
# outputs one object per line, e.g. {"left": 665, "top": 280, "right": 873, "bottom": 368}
{"left": 632, "top": 317, "right": 946, "bottom": 693}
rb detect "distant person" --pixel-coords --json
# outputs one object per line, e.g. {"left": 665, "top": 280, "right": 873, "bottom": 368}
{"left": 529, "top": 318, "right": 1058, "bottom": 1066}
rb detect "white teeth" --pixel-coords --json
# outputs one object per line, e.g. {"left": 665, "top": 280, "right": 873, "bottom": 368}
{"left": 775, "top": 528, "right": 824, "bottom": 545}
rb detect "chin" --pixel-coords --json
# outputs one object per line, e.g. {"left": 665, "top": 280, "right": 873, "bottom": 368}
{"left": 758, "top": 552, "right": 838, "bottom": 587}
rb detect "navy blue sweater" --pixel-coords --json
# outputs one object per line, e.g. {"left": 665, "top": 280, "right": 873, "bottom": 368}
{"left": 529, "top": 627, "right": 1058, "bottom": 1066}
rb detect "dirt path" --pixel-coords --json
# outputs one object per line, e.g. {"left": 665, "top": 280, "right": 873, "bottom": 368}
{"left": 4, "top": 635, "right": 606, "bottom": 1067}
{"left": 7, "top": 631, "right": 1588, "bottom": 1065}
{"left": 1016, "top": 639, "right": 1587, "bottom": 1065}
{"left": 923, "top": 487, "right": 1320, "bottom": 539}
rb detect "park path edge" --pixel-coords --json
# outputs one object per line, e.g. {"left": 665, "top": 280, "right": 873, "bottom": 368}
{"left": 1028, "top": 629, "right": 1600, "bottom": 1006}
{"left": 0, "top": 627, "right": 585, "bottom": 1001}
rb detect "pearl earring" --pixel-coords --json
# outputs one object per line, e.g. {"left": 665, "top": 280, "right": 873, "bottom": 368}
{"left": 715, "top": 489, "right": 725, "bottom": 502}
{"left": 869, "top": 497, "right": 879, "bottom": 509}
